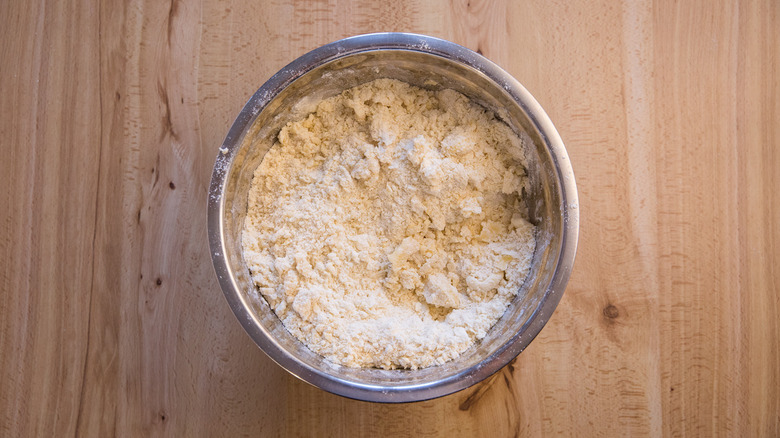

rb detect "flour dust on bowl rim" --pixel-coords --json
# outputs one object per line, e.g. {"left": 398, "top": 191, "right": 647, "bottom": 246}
{"left": 207, "top": 32, "right": 579, "bottom": 403}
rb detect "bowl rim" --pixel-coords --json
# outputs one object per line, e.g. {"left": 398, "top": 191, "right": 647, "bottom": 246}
{"left": 207, "top": 32, "right": 579, "bottom": 403}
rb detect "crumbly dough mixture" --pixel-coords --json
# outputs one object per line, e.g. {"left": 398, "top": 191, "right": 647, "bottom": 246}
{"left": 242, "top": 79, "right": 536, "bottom": 369}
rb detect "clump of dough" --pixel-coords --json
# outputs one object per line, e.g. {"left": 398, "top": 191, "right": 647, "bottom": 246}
{"left": 242, "top": 78, "right": 536, "bottom": 369}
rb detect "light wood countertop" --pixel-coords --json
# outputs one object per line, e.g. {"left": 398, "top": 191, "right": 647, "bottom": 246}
{"left": 1, "top": 1, "right": 778, "bottom": 436}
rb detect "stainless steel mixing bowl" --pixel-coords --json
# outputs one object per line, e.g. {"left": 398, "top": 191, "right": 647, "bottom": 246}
{"left": 208, "top": 33, "right": 578, "bottom": 403}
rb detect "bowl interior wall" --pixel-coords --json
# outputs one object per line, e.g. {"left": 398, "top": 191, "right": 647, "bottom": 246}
{"left": 221, "top": 49, "right": 563, "bottom": 387}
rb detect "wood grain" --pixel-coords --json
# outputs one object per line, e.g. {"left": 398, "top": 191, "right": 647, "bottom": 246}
{"left": 1, "top": 0, "right": 778, "bottom": 436}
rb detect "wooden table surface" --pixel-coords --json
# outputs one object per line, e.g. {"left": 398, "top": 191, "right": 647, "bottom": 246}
{"left": 2, "top": 1, "right": 778, "bottom": 436}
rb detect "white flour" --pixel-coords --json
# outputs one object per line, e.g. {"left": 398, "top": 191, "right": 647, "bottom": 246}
{"left": 242, "top": 79, "right": 536, "bottom": 369}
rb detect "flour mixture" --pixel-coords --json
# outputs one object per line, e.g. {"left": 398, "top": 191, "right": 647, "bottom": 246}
{"left": 242, "top": 79, "right": 536, "bottom": 369}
